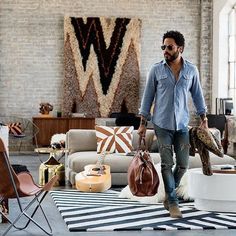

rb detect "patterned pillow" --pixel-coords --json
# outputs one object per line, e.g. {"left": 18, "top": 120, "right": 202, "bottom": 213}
{"left": 95, "top": 126, "right": 134, "bottom": 154}
{"left": 95, "top": 126, "right": 115, "bottom": 153}
{"left": 8, "top": 122, "right": 23, "bottom": 136}
{"left": 114, "top": 126, "right": 134, "bottom": 153}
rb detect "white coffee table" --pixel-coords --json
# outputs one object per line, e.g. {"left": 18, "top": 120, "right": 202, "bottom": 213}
{"left": 188, "top": 166, "right": 236, "bottom": 212}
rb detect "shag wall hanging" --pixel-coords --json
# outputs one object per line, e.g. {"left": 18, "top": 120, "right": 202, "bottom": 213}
{"left": 63, "top": 17, "right": 141, "bottom": 117}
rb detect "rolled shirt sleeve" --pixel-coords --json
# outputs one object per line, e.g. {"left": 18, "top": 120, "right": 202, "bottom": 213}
{"left": 139, "top": 65, "right": 157, "bottom": 120}
{"left": 190, "top": 66, "right": 207, "bottom": 116}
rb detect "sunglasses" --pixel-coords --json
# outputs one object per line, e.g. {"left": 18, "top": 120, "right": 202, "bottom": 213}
{"left": 161, "top": 45, "right": 176, "bottom": 51}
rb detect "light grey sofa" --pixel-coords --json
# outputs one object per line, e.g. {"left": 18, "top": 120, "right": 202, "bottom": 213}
{"left": 65, "top": 129, "right": 157, "bottom": 186}
{"left": 65, "top": 129, "right": 236, "bottom": 186}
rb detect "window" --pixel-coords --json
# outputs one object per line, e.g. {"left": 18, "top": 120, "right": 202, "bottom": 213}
{"left": 228, "top": 7, "right": 236, "bottom": 115}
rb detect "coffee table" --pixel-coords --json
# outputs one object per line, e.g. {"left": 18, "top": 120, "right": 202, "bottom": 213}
{"left": 188, "top": 165, "right": 236, "bottom": 212}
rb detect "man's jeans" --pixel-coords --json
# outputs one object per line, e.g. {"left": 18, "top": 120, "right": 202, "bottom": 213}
{"left": 154, "top": 125, "right": 189, "bottom": 206}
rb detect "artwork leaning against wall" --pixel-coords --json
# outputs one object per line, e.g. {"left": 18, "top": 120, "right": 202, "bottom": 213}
{"left": 63, "top": 16, "right": 141, "bottom": 118}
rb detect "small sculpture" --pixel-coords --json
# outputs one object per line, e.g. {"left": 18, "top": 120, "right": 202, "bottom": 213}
{"left": 39, "top": 103, "right": 53, "bottom": 115}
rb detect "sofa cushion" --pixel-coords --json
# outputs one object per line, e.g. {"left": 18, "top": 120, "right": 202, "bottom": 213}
{"left": 68, "top": 151, "right": 161, "bottom": 174}
{"left": 188, "top": 153, "right": 235, "bottom": 168}
{"left": 95, "top": 126, "right": 134, "bottom": 154}
{"left": 67, "top": 129, "right": 97, "bottom": 153}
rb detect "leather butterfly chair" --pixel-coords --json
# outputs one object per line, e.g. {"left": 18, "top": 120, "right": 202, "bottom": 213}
{"left": 0, "top": 138, "right": 58, "bottom": 236}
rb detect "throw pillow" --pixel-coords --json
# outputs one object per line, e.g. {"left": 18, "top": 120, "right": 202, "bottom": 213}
{"left": 95, "top": 126, "right": 134, "bottom": 154}
{"left": 95, "top": 126, "right": 116, "bottom": 154}
{"left": 114, "top": 126, "right": 134, "bottom": 154}
{"left": 50, "top": 133, "right": 66, "bottom": 149}
{"left": 8, "top": 122, "right": 23, "bottom": 136}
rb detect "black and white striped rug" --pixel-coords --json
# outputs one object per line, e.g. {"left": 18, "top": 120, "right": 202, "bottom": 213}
{"left": 50, "top": 189, "right": 236, "bottom": 231}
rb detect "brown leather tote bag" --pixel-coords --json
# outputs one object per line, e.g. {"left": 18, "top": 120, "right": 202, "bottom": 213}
{"left": 127, "top": 136, "right": 159, "bottom": 196}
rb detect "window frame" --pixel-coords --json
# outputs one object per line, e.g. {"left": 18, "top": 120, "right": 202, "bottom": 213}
{"left": 228, "top": 6, "right": 236, "bottom": 115}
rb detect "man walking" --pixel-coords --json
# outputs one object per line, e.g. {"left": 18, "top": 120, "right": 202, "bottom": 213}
{"left": 138, "top": 30, "right": 208, "bottom": 218}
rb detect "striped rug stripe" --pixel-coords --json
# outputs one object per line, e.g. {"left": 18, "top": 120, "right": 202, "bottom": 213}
{"left": 50, "top": 190, "right": 236, "bottom": 231}
{"left": 189, "top": 219, "right": 228, "bottom": 229}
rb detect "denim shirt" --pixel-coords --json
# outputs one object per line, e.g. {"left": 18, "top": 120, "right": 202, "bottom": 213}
{"left": 139, "top": 58, "right": 207, "bottom": 131}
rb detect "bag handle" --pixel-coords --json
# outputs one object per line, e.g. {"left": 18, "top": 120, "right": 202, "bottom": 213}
{"left": 138, "top": 135, "right": 147, "bottom": 150}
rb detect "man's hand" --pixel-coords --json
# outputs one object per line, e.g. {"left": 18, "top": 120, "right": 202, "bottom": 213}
{"left": 138, "top": 125, "right": 146, "bottom": 137}
{"left": 138, "top": 116, "right": 147, "bottom": 137}
{"left": 200, "top": 117, "right": 208, "bottom": 129}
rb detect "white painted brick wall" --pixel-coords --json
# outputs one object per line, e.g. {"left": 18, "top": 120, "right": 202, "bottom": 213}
{"left": 0, "top": 0, "right": 212, "bottom": 150}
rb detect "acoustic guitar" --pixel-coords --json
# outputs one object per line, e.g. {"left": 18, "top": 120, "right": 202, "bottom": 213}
{"left": 75, "top": 153, "right": 111, "bottom": 192}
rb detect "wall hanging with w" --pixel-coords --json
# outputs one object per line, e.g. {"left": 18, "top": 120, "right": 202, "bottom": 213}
{"left": 63, "top": 16, "right": 141, "bottom": 117}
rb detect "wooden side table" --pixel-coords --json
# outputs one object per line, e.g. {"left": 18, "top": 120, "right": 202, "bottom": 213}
{"left": 34, "top": 147, "right": 53, "bottom": 154}
{"left": 32, "top": 117, "right": 95, "bottom": 146}
{"left": 35, "top": 147, "right": 67, "bottom": 163}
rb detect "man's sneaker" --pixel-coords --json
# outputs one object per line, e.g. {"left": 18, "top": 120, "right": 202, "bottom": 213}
{"left": 169, "top": 204, "right": 182, "bottom": 218}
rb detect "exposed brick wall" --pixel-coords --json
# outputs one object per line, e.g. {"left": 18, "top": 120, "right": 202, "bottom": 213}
{"left": 0, "top": 0, "right": 212, "bottom": 150}
{"left": 200, "top": 0, "right": 213, "bottom": 112}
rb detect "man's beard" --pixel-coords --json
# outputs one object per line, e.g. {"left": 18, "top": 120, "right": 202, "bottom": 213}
{"left": 164, "top": 51, "right": 179, "bottom": 62}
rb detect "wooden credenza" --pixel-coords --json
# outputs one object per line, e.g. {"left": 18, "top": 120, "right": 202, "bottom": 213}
{"left": 33, "top": 117, "right": 95, "bottom": 147}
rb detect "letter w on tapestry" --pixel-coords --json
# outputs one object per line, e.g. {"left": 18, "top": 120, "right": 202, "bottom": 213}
{"left": 63, "top": 17, "right": 141, "bottom": 117}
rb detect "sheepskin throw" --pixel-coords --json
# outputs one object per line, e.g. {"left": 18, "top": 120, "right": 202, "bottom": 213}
{"left": 63, "top": 17, "right": 141, "bottom": 117}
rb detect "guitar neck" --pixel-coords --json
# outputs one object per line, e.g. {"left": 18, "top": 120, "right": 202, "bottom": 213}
{"left": 96, "top": 152, "right": 106, "bottom": 173}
